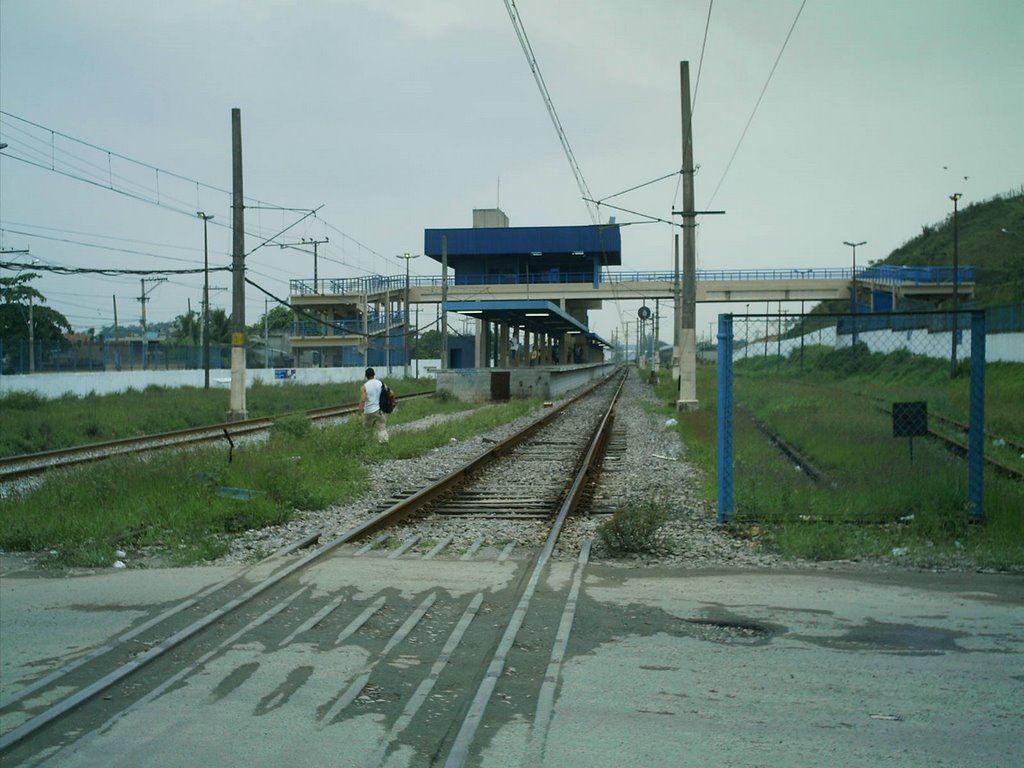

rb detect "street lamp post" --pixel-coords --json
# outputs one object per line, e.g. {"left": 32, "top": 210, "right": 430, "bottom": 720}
{"left": 398, "top": 253, "right": 419, "bottom": 379}
{"left": 744, "top": 302, "right": 750, "bottom": 358}
{"left": 843, "top": 240, "right": 866, "bottom": 345}
{"left": 197, "top": 212, "right": 214, "bottom": 389}
{"left": 949, "top": 193, "right": 962, "bottom": 376}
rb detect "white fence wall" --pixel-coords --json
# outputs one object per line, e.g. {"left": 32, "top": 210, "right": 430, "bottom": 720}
{"left": 0, "top": 359, "right": 443, "bottom": 400}
{"left": 736, "top": 327, "right": 1023, "bottom": 364}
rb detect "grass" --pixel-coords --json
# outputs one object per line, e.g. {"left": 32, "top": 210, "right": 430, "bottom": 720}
{"left": 0, "top": 390, "right": 538, "bottom": 568}
{"left": 0, "top": 377, "right": 437, "bottom": 457}
{"left": 650, "top": 352, "right": 1024, "bottom": 570}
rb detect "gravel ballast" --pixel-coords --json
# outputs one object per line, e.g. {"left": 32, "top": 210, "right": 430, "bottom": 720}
{"left": 212, "top": 370, "right": 786, "bottom": 569}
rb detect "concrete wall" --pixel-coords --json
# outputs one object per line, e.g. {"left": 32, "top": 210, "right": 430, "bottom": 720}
{"left": 0, "top": 359, "right": 443, "bottom": 400}
{"left": 436, "top": 363, "right": 617, "bottom": 402}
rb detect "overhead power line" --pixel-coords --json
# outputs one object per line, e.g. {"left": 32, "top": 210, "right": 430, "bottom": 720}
{"left": 0, "top": 112, "right": 382, "bottom": 268}
{"left": 0, "top": 260, "right": 230, "bottom": 276}
{"left": 704, "top": 0, "right": 807, "bottom": 211}
{"left": 503, "top": 0, "right": 597, "bottom": 223}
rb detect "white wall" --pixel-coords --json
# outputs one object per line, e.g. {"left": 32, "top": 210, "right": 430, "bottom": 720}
{"left": 734, "top": 328, "right": 1023, "bottom": 364}
{"left": 0, "top": 360, "right": 443, "bottom": 400}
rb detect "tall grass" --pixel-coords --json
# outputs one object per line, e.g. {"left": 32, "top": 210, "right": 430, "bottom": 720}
{"left": 651, "top": 352, "right": 1024, "bottom": 569}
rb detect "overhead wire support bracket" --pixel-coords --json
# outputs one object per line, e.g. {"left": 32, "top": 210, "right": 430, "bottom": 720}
{"left": 672, "top": 209, "right": 726, "bottom": 229}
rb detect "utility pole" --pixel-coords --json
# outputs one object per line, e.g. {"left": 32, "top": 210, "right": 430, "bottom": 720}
{"left": 113, "top": 295, "right": 120, "bottom": 370}
{"left": 399, "top": 253, "right": 420, "bottom": 379}
{"left": 197, "top": 211, "right": 215, "bottom": 389}
{"left": 280, "top": 238, "right": 329, "bottom": 293}
{"left": 2, "top": 249, "right": 32, "bottom": 372}
{"left": 653, "top": 298, "right": 660, "bottom": 372}
{"left": 307, "top": 238, "right": 327, "bottom": 293}
{"left": 441, "top": 236, "right": 449, "bottom": 370}
{"left": 138, "top": 277, "right": 166, "bottom": 370}
{"left": 672, "top": 234, "right": 681, "bottom": 379}
{"left": 677, "top": 61, "right": 699, "bottom": 411}
{"left": 229, "top": 107, "right": 247, "bottom": 420}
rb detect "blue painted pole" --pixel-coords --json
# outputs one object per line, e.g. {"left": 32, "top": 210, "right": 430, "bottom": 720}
{"left": 968, "top": 310, "right": 985, "bottom": 521}
{"left": 717, "top": 314, "right": 734, "bottom": 523}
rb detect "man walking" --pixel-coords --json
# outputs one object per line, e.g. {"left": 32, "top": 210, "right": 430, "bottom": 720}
{"left": 359, "top": 367, "right": 389, "bottom": 444}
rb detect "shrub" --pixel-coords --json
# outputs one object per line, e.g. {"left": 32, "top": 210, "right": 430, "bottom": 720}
{"left": 598, "top": 498, "right": 670, "bottom": 554}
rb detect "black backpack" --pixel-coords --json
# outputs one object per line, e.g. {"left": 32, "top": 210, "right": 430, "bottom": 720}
{"left": 379, "top": 382, "right": 396, "bottom": 414}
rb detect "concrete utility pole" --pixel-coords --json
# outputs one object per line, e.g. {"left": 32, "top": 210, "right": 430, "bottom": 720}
{"left": 197, "top": 211, "right": 214, "bottom": 389}
{"left": 677, "top": 60, "right": 699, "bottom": 411}
{"left": 4, "top": 249, "right": 33, "bottom": 372}
{"left": 441, "top": 236, "right": 449, "bottom": 370}
{"left": 229, "top": 108, "right": 247, "bottom": 420}
{"left": 672, "top": 234, "right": 681, "bottom": 379}
{"left": 138, "top": 277, "right": 166, "bottom": 370}
{"left": 399, "top": 252, "right": 420, "bottom": 378}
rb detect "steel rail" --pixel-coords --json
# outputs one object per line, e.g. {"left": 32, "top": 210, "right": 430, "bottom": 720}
{"left": 0, "top": 373, "right": 621, "bottom": 755}
{"left": 443, "top": 368, "right": 626, "bottom": 766}
{"left": 0, "top": 389, "right": 435, "bottom": 483}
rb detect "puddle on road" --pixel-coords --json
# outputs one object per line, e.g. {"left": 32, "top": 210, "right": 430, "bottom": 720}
{"left": 795, "top": 619, "right": 967, "bottom": 655}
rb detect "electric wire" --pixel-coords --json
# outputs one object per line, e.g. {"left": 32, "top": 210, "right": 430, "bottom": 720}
{"left": 502, "top": 0, "right": 597, "bottom": 223}
{"left": 703, "top": 0, "right": 807, "bottom": 212}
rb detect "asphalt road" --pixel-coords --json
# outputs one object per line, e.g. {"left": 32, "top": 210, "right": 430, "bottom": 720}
{"left": 1, "top": 553, "right": 1021, "bottom": 767}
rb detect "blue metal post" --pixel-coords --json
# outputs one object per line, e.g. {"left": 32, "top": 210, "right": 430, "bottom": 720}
{"left": 717, "top": 314, "right": 734, "bottom": 522}
{"left": 968, "top": 310, "right": 985, "bottom": 521}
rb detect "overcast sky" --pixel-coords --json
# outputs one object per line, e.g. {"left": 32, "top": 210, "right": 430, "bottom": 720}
{"left": 2, "top": 0, "right": 1022, "bottom": 344}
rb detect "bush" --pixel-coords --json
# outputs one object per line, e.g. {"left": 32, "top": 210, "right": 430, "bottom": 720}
{"left": 598, "top": 498, "right": 670, "bottom": 554}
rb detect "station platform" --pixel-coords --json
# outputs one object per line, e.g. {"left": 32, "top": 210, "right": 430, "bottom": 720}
{"left": 435, "top": 362, "right": 618, "bottom": 402}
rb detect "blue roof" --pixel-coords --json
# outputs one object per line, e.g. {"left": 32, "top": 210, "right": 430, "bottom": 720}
{"left": 424, "top": 224, "right": 621, "bottom": 266}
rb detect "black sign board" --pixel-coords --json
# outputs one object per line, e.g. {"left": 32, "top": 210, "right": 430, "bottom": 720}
{"left": 893, "top": 402, "right": 928, "bottom": 438}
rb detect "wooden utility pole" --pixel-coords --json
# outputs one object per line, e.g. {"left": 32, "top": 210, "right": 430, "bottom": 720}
{"left": 229, "top": 108, "right": 247, "bottom": 419}
{"left": 677, "top": 60, "right": 699, "bottom": 411}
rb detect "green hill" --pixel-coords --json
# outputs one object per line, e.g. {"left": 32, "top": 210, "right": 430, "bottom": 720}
{"left": 879, "top": 188, "right": 1024, "bottom": 307}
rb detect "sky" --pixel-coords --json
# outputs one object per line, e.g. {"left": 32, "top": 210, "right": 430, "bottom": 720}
{"left": 1, "top": 0, "right": 1022, "bottom": 346}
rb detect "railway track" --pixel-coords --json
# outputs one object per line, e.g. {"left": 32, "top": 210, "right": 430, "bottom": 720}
{"left": 0, "top": 370, "right": 626, "bottom": 767}
{"left": 0, "top": 390, "right": 435, "bottom": 485}
{"left": 868, "top": 399, "right": 1024, "bottom": 482}
{"left": 739, "top": 393, "right": 1022, "bottom": 486}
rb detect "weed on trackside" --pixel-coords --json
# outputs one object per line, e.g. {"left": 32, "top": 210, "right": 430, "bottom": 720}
{"left": 0, "top": 395, "right": 539, "bottom": 568}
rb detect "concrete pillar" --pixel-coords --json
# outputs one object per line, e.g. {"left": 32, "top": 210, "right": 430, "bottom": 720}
{"left": 474, "top": 318, "right": 486, "bottom": 368}
{"left": 499, "top": 324, "right": 510, "bottom": 368}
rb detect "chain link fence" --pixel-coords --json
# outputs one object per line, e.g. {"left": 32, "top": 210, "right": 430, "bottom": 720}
{"left": 717, "top": 310, "right": 995, "bottom": 524}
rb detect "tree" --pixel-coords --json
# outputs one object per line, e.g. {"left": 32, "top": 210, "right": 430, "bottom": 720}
{"left": 168, "top": 311, "right": 202, "bottom": 345}
{"left": 249, "top": 304, "right": 293, "bottom": 333}
{"left": 0, "top": 273, "right": 72, "bottom": 371}
{"left": 208, "top": 308, "right": 232, "bottom": 344}
{"left": 416, "top": 329, "right": 442, "bottom": 358}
